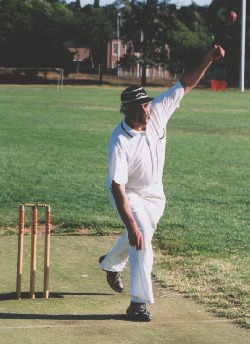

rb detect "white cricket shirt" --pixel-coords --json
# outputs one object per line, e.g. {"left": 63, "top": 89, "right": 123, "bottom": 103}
{"left": 107, "top": 81, "right": 184, "bottom": 206}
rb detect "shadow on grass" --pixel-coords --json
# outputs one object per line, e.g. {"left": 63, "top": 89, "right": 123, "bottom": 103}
{"left": 0, "top": 291, "right": 114, "bottom": 301}
{"left": 0, "top": 312, "right": 128, "bottom": 321}
{"left": 0, "top": 291, "right": 129, "bottom": 321}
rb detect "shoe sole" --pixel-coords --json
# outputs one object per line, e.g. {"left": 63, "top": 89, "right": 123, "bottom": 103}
{"left": 126, "top": 310, "right": 152, "bottom": 322}
{"left": 126, "top": 304, "right": 152, "bottom": 322}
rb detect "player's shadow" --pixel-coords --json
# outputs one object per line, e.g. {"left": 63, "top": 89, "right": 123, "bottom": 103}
{"left": 0, "top": 291, "right": 128, "bottom": 321}
{"left": 0, "top": 312, "right": 128, "bottom": 321}
{"left": 0, "top": 291, "right": 114, "bottom": 300}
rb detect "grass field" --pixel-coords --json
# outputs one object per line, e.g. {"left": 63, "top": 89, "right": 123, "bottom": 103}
{"left": 0, "top": 84, "right": 249, "bottom": 328}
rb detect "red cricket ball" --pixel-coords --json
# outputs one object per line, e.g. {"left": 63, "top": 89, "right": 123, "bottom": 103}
{"left": 230, "top": 11, "right": 237, "bottom": 23}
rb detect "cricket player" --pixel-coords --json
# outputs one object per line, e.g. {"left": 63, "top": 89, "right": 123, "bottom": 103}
{"left": 99, "top": 45, "right": 225, "bottom": 321}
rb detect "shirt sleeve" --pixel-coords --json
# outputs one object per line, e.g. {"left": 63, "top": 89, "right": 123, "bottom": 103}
{"left": 151, "top": 81, "right": 185, "bottom": 128}
{"left": 108, "top": 141, "right": 128, "bottom": 187}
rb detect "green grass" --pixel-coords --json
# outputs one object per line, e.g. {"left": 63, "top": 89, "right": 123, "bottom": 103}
{"left": 0, "top": 85, "right": 122, "bottom": 230}
{"left": 155, "top": 90, "right": 250, "bottom": 328}
{"left": 0, "top": 84, "right": 249, "bottom": 327}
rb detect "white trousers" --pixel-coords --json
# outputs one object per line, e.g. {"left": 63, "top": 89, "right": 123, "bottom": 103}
{"left": 100, "top": 191, "right": 165, "bottom": 304}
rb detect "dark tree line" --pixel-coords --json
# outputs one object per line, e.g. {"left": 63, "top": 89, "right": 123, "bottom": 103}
{"left": 0, "top": 0, "right": 74, "bottom": 69}
{"left": 0, "top": 0, "right": 249, "bottom": 85}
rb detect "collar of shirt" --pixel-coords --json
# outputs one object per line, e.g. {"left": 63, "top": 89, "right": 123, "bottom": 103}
{"left": 121, "top": 120, "right": 146, "bottom": 138}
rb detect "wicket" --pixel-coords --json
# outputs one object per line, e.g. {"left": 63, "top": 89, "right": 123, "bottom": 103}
{"left": 16, "top": 203, "right": 51, "bottom": 300}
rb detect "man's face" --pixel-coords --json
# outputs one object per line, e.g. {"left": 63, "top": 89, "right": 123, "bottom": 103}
{"left": 126, "top": 102, "right": 151, "bottom": 129}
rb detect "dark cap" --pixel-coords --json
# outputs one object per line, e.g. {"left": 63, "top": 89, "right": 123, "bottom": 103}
{"left": 121, "top": 86, "right": 154, "bottom": 105}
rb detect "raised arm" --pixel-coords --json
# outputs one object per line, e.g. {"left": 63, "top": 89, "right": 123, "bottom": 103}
{"left": 180, "top": 45, "right": 225, "bottom": 94}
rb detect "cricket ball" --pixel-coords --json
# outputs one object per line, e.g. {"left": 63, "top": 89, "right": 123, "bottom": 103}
{"left": 230, "top": 11, "right": 237, "bottom": 23}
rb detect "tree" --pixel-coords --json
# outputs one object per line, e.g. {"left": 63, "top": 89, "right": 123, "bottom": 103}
{"left": 121, "top": 0, "right": 213, "bottom": 85}
{"left": 165, "top": 5, "right": 213, "bottom": 75}
{"left": 122, "top": 0, "right": 168, "bottom": 86}
{"left": 71, "top": 5, "right": 114, "bottom": 83}
{"left": 0, "top": 0, "right": 74, "bottom": 72}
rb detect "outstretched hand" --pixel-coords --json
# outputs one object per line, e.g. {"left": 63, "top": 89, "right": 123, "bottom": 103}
{"left": 210, "top": 45, "right": 225, "bottom": 61}
{"left": 180, "top": 44, "right": 225, "bottom": 94}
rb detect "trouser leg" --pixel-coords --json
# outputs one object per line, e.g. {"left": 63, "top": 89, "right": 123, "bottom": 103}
{"left": 99, "top": 231, "right": 129, "bottom": 272}
{"left": 129, "top": 203, "right": 155, "bottom": 304}
{"left": 100, "top": 192, "right": 164, "bottom": 304}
